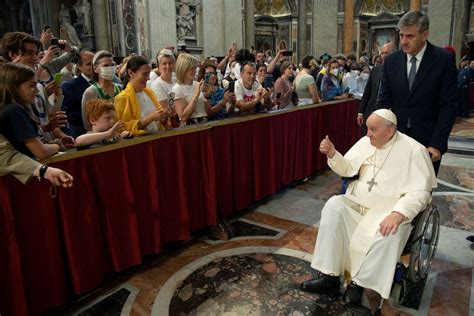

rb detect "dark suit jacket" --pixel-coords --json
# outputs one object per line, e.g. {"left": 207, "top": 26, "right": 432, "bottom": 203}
{"left": 61, "top": 75, "right": 90, "bottom": 128}
{"left": 377, "top": 41, "right": 458, "bottom": 154}
{"left": 359, "top": 64, "right": 383, "bottom": 120}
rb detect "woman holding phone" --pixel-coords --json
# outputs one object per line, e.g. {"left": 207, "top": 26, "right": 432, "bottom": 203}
{"left": 81, "top": 50, "right": 122, "bottom": 131}
{"left": 272, "top": 61, "right": 294, "bottom": 109}
{"left": 198, "top": 62, "right": 236, "bottom": 120}
{"left": 171, "top": 53, "right": 212, "bottom": 126}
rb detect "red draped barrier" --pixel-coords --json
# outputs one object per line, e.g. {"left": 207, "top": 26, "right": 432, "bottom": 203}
{"left": 0, "top": 100, "right": 360, "bottom": 315}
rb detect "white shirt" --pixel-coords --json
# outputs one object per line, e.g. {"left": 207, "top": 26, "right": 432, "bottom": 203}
{"left": 150, "top": 77, "right": 176, "bottom": 102}
{"left": 171, "top": 82, "right": 207, "bottom": 119}
{"left": 234, "top": 79, "right": 260, "bottom": 102}
{"left": 136, "top": 91, "right": 159, "bottom": 132}
{"left": 81, "top": 73, "right": 93, "bottom": 83}
{"left": 406, "top": 41, "right": 427, "bottom": 78}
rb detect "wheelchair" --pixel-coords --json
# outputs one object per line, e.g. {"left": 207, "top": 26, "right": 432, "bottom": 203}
{"left": 388, "top": 204, "right": 440, "bottom": 309}
{"left": 340, "top": 179, "right": 440, "bottom": 315}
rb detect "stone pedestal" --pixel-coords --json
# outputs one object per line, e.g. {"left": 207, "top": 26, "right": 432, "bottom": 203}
{"left": 81, "top": 34, "right": 95, "bottom": 50}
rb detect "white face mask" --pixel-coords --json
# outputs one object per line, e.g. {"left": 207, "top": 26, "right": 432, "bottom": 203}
{"left": 100, "top": 66, "right": 116, "bottom": 80}
{"left": 360, "top": 73, "right": 369, "bottom": 80}
{"left": 331, "top": 68, "right": 339, "bottom": 76}
{"left": 350, "top": 70, "right": 359, "bottom": 76}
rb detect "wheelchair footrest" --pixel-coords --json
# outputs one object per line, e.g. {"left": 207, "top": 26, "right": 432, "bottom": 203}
{"left": 399, "top": 278, "right": 427, "bottom": 309}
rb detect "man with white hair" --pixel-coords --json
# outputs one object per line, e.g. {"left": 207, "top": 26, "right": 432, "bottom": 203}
{"left": 301, "top": 109, "right": 437, "bottom": 304}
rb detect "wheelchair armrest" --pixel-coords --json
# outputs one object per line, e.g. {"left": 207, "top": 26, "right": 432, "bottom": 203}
{"left": 341, "top": 175, "right": 359, "bottom": 194}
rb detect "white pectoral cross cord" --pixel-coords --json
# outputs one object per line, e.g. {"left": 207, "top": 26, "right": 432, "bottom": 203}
{"left": 367, "top": 133, "right": 397, "bottom": 192}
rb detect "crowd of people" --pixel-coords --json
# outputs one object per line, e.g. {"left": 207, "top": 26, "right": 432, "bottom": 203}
{"left": 0, "top": 28, "right": 388, "bottom": 168}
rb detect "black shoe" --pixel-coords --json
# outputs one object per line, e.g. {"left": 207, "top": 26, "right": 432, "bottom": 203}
{"left": 343, "top": 281, "right": 363, "bottom": 305}
{"left": 300, "top": 271, "right": 340, "bottom": 297}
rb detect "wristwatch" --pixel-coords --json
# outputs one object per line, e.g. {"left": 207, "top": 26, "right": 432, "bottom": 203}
{"left": 38, "top": 164, "right": 49, "bottom": 181}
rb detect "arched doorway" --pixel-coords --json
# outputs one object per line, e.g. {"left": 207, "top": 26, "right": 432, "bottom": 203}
{"left": 254, "top": 0, "right": 295, "bottom": 55}
{"left": 354, "top": 0, "right": 409, "bottom": 58}
{"left": 255, "top": 16, "right": 278, "bottom": 53}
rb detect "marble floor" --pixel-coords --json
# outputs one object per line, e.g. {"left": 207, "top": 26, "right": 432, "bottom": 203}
{"left": 62, "top": 116, "right": 474, "bottom": 316}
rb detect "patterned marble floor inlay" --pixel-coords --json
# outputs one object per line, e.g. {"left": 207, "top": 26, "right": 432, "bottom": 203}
{"left": 168, "top": 253, "right": 350, "bottom": 315}
{"left": 206, "top": 218, "right": 285, "bottom": 244}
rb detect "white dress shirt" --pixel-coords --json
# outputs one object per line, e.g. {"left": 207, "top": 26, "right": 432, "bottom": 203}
{"left": 406, "top": 41, "right": 427, "bottom": 78}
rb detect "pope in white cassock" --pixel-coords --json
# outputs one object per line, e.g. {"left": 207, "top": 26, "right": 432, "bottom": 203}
{"left": 300, "top": 109, "right": 437, "bottom": 304}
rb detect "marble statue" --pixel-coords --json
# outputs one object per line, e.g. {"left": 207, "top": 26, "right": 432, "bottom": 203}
{"left": 176, "top": 0, "right": 196, "bottom": 38}
{"left": 59, "top": 4, "right": 82, "bottom": 47}
{"left": 74, "top": 0, "right": 92, "bottom": 35}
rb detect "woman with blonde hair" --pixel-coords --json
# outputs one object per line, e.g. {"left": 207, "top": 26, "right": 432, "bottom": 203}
{"left": 171, "top": 53, "right": 211, "bottom": 126}
{"left": 114, "top": 55, "right": 171, "bottom": 136}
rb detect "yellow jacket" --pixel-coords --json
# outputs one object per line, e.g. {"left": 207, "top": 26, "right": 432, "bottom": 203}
{"left": 114, "top": 83, "right": 171, "bottom": 136}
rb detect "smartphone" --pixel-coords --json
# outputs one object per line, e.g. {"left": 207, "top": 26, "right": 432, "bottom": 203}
{"left": 168, "top": 92, "right": 175, "bottom": 109}
{"left": 204, "top": 73, "right": 212, "bottom": 84}
{"left": 232, "top": 42, "right": 237, "bottom": 52}
{"left": 43, "top": 25, "right": 50, "bottom": 32}
{"left": 282, "top": 50, "right": 293, "bottom": 57}
{"left": 50, "top": 38, "right": 59, "bottom": 47}
{"left": 263, "top": 75, "right": 273, "bottom": 89}
{"left": 53, "top": 73, "right": 63, "bottom": 84}
{"left": 227, "top": 81, "right": 235, "bottom": 93}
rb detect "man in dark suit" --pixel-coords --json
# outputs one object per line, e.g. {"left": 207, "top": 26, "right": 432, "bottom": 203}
{"left": 377, "top": 10, "right": 458, "bottom": 174}
{"left": 358, "top": 42, "right": 396, "bottom": 135}
{"left": 61, "top": 51, "right": 94, "bottom": 138}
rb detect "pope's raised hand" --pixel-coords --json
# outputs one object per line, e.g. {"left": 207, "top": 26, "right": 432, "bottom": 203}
{"left": 320, "top": 135, "right": 336, "bottom": 158}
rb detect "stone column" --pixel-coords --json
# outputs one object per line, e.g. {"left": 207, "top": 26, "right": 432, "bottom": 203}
{"left": 297, "top": 0, "right": 307, "bottom": 61}
{"left": 312, "top": 0, "right": 339, "bottom": 57}
{"left": 146, "top": 0, "right": 176, "bottom": 57}
{"left": 202, "top": 0, "right": 224, "bottom": 56}
{"left": 244, "top": 0, "right": 255, "bottom": 49}
{"left": 224, "top": 0, "right": 243, "bottom": 50}
{"left": 343, "top": 0, "right": 354, "bottom": 54}
{"left": 92, "top": 0, "right": 111, "bottom": 51}
{"left": 428, "top": 0, "right": 454, "bottom": 47}
{"left": 410, "top": 0, "right": 422, "bottom": 11}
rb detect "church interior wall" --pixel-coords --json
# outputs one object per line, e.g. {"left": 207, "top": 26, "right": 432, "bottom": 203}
{"left": 145, "top": 0, "right": 177, "bottom": 59}
{"left": 202, "top": 0, "right": 225, "bottom": 57}
{"left": 224, "top": 0, "right": 244, "bottom": 55}
{"left": 312, "top": 0, "right": 339, "bottom": 58}
{"left": 427, "top": 0, "right": 455, "bottom": 48}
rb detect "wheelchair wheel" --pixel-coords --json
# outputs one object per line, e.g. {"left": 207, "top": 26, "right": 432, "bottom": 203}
{"left": 408, "top": 205, "right": 440, "bottom": 283}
